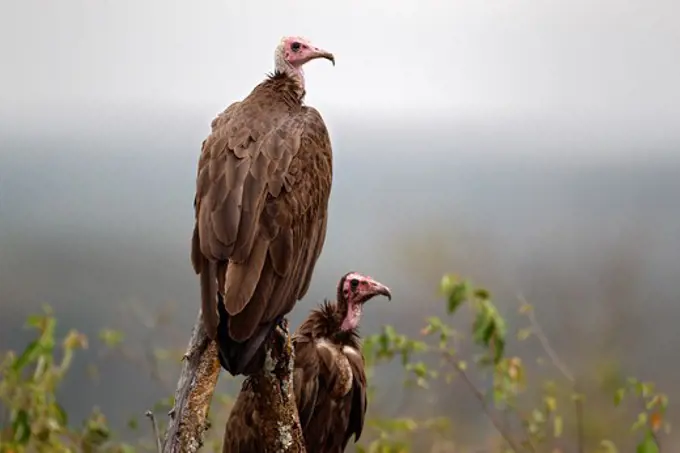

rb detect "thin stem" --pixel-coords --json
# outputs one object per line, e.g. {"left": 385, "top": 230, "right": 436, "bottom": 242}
{"left": 575, "top": 396, "right": 585, "bottom": 453}
{"left": 447, "top": 355, "right": 532, "bottom": 453}
{"left": 518, "top": 294, "right": 584, "bottom": 453}
{"left": 519, "top": 295, "right": 574, "bottom": 384}
{"left": 145, "top": 410, "right": 162, "bottom": 453}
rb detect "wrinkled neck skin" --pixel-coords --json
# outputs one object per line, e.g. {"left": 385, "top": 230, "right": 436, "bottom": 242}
{"left": 340, "top": 300, "right": 362, "bottom": 331}
{"left": 274, "top": 54, "right": 305, "bottom": 98}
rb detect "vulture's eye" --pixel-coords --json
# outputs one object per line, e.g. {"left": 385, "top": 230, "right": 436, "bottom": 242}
{"left": 350, "top": 278, "right": 359, "bottom": 290}
{"left": 291, "top": 42, "right": 301, "bottom": 52}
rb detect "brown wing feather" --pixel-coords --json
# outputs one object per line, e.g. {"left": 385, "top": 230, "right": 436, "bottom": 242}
{"left": 292, "top": 334, "right": 368, "bottom": 452}
{"left": 221, "top": 380, "right": 264, "bottom": 453}
{"left": 343, "top": 349, "right": 368, "bottom": 449}
{"left": 292, "top": 336, "right": 321, "bottom": 431}
{"left": 193, "top": 84, "right": 333, "bottom": 344}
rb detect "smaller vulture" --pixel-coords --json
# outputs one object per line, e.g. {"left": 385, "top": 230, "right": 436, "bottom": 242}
{"left": 222, "top": 271, "right": 392, "bottom": 453}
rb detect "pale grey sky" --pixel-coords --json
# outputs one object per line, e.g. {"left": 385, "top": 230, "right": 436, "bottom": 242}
{"left": 1, "top": 0, "right": 679, "bottom": 143}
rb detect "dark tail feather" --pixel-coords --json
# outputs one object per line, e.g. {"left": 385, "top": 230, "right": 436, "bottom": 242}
{"left": 199, "top": 261, "right": 218, "bottom": 339}
{"left": 215, "top": 293, "right": 275, "bottom": 376}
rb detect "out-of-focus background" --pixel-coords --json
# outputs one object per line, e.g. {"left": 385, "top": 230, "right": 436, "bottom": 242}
{"left": 1, "top": 0, "right": 679, "bottom": 451}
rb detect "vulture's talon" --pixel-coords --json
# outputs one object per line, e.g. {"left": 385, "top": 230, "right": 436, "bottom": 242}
{"left": 275, "top": 315, "right": 289, "bottom": 335}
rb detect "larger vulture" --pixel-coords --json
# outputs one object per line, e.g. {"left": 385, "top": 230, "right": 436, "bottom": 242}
{"left": 191, "top": 36, "right": 336, "bottom": 376}
{"left": 222, "top": 271, "right": 392, "bottom": 453}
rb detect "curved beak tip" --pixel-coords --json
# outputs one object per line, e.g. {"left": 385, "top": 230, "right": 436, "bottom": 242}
{"left": 317, "top": 51, "right": 335, "bottom": 66}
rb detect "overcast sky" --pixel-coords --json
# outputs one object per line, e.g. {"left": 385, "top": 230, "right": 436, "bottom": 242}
{"left": 1, "top": 0, "right": 679, "bottom": 140}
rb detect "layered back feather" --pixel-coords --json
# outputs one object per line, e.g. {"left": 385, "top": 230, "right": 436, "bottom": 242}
{"left": 191, "top": 72, "right": 333, "bottom": 375}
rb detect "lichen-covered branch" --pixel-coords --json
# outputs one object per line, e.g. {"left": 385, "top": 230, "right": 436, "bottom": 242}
{"left": 158, "top": 309, "right": 304, "bottom": 453}
{"left": 221, "top": 319, "right": 306, "bottom": 453}
{"left": 250, "top": 320, "right": 306, "bottom": 453}
{"left": 162, "top": 311, "right": 221, "bottom": 453}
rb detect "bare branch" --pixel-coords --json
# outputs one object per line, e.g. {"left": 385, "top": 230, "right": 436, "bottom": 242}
{"left": 518, "top": 295, "right": 574, "bottom": 383}
{"left": 256, "top": 320, "right": 306, "bottom": 452}
{"left": 145, "top": 410, "right": 162, "bottom": 453}
{"left": 574, "top": 394, "right": 585, "bottom": 453}
{"left": 159, "top": 309, "right": 305, "bottom": 452}
{"left": 446, "top": 355, "right": 531, "bottom": 453}
{"left": 162, "top": 310, "right": 221, "bottom": 453}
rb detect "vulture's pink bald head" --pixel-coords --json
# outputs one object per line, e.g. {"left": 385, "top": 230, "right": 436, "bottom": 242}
{"left": 338, "top": 272, "right": 392, "bottom": 331}
{"left": 274, "top": 36, "right": 334, "bottom": 86}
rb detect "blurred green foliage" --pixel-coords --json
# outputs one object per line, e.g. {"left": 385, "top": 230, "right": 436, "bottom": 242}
{"left": 357, "top": 274, "right": 671, "bottom": 453}
{"left": 0, "top": 306, "right": 136, "bottom": 453}
{"left": 0, "top": 275, "right": 672, "bottom": 452}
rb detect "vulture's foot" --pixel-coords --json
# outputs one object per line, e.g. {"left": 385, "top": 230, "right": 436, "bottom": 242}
{"left": 271, "top": 316, "right": 290, "bottom": 355}
{"left": 275, "top": 315, "right": 289, "bottom": 336}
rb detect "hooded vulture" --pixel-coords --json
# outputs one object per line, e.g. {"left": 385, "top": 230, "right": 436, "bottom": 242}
{"left": 222, "top": 271, "right": 392, "bottom": 453}
{"left": 190, "top": 36, "right": 335, "bottom": 376}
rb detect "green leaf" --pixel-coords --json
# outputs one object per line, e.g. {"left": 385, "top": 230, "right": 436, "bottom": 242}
{"left": 473, "top": 288, "right": 490, "bottom": 300}
{"left": 614, "top": 388, "right": 626, "bottom": 406}
{"left": 407, "top": 362, "right": 429, "bottom": 379}
{"left": 55, "top": 402, "right": 68, "bottom": 426}
{"left": 632, "top": 412, "right": 648, "bottom": 432}
{"left": 63, "top": 329, "right": 88, "bottom": 350}
{"left": 446, "top": 281, "right": 468, "bottom": 314}
{"left": 439, "top": 274, "right": 457, "bottom": 295}
{"left": 472, "top": 311, "right": 492, "bottom": 344}
{"left": 492, "top": 334, "right": 505, "bottom": 364}
{"left": 39, "top": 316, "right": 57, "bottom": 352}
{"left": 638, "top": 381, "right": 655, "bottom": 398}
{"left": 517, "top": 328, "right": 532, "bottom": 341}
{"left": 646, "top": 395, "right": 660, "bottom": 411}
{"left": 553, "top": 415, "right": 563, "bottom": 438}
{"left": 531, "top": 409, "right": 545, "bottom": 423}
{"left": 12, "top": 409, "right": 31, "bottom": 444}
{"left": 599, "top": 440, "right": 619, "bottom": 453}
{"left": 423, "top": 316, "right": 443, "bottom": 336}
{"left": 544, "top": 396, "right": 557, "bottom": 413}
{"left": 636, "top": 432, "right": 660, "bottom": 453}
{"left": 99, "top": 328, "right": 125, "bottom": 348}
{"left": 118, "top": 444, "right": 137, "bottom": 453}
{"left": 11, "top": 340, "right": 41, "bottom": 372}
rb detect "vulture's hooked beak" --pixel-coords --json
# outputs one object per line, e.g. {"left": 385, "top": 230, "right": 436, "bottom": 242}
{"left": 312, "top": 48, "right": 335, "bottom": 66}
{"left": 366, "top": 280, "right": 392, "bottom": 301}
